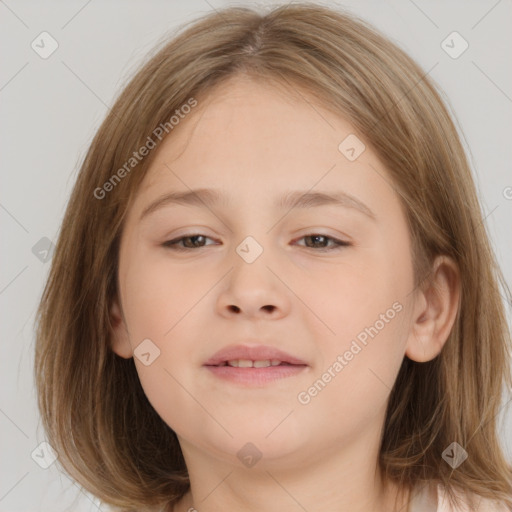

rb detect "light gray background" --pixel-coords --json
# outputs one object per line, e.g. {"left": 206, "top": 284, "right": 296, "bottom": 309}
{"left": 1, "top": 1, "right": 511, "bottom": 510}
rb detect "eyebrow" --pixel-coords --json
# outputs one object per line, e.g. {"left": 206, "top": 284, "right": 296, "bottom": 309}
{"left": 139, "top": 188, "right": 377, "bottom": 221}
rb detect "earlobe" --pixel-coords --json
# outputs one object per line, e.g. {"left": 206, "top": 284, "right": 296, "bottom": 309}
{"left": 109, "top": 298, "right": 133, "bottom": 359}
{"left": 405, "top": 255, "right": 460, "bottom": 363}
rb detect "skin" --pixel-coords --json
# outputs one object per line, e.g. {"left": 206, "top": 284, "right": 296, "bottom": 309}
{"left": 110, "top": 75, "right": 460, "bottom": 512}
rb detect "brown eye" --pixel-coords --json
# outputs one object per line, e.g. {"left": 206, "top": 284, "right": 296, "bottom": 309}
{"left": 163, "top": 234, "right": 216, "bottom": 250}
{"left": 295, "top": 234, "right": 351, "bottom": 251}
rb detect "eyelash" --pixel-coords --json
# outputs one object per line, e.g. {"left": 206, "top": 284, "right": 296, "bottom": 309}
{"left": 162, "top": 233, "right": 351, "bottom": 252}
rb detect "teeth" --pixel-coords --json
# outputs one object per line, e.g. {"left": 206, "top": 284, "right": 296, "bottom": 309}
{"left": 253, "top": 360, "right": 271, "bottom": 368}
{"left": 226, "top": 359, "right": 283, "bottom": 368}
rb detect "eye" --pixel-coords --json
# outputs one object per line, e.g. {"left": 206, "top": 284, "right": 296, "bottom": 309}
{"left": 162, "top": 234, "right": 217, "bottom": 251}
{"left": 294, "top": 234, "right": 351, "bottom": 251}
{"left": 162, "top": 233, "right": 351, "bottom": 252}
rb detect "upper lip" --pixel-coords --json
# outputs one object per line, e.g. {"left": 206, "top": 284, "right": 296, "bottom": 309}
{"left": 203, "top": 344, "right": 308, "bottom": 366}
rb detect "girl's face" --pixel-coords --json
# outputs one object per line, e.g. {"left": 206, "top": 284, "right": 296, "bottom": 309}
{"left": 111, "top": 76, "right": 420, "bottom": 471}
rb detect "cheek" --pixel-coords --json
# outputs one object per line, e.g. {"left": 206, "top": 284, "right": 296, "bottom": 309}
{"left": 120, "top": 245, "right": 213, "bottom": 341}
{"left": 119, "top": 246, "right": 222, "bottom": 422}
{"left": 297, "top": 302, "right": 409, "bottom": 437}
{"left": 295, "top": 246, "right": 412, "bottom": 425}
{"left": 304, "top": 252, "right": 411, "bottom": 349}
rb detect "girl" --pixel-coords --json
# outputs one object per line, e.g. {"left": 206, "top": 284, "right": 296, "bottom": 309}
{"left": 34, "top": 3, "right": 512, "bottom": 511}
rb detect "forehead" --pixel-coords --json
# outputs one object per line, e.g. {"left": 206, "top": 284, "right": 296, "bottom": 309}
{"left": 126, "top": 75, "right": 404, "bottom": 229}
{"left": 141, "top": 76, "right": 370, "bottom": 188}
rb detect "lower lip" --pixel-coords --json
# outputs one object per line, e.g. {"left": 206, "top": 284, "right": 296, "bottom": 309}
{"left": 204, "top": 364, "right": 308, "bottom": 385}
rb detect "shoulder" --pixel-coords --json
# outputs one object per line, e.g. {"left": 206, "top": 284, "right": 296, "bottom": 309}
{"left": 436, "top": 483, "right": 511, "bottom": 512}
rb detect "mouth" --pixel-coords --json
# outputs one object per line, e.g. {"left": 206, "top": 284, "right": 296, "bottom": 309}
{"left": 210, "top": 359, "right": 301, "bottom": 368}
{"left": 203, "top": 344, "right": 309, "bottom": 386}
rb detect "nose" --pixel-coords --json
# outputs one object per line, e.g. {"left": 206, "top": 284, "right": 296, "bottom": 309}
{"left": 215, "top": 249, "right": 290, "bottom": 320}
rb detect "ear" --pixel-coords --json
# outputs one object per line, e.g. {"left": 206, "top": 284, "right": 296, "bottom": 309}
{"left": 405, "top": 255, "right": 460, "bottom": 362}
{"left": 109, "top": 297, "right": 133, "bottom": 359}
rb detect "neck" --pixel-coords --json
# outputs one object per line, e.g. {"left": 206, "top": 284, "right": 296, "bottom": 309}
{"left": 171, "top": 428, "right": 409, "bottom": 512}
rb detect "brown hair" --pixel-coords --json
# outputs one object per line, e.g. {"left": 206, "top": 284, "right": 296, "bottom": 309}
{"left": 34, "top": 3, "right": 512, "bottom": 510}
